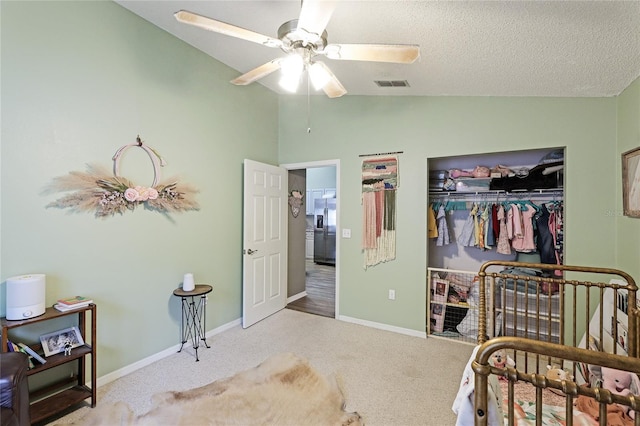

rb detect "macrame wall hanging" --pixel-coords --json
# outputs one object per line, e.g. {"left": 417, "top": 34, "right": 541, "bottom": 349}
{"left": 361, "top": 155, "right": 399, "bottom": 269}
{"left": 46, "top": 136, "right": 199, "bottom": 218}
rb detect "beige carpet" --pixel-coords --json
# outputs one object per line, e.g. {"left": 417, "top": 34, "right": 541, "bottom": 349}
{"left": 50, "top": 309, "right": 474, "bottom": 425}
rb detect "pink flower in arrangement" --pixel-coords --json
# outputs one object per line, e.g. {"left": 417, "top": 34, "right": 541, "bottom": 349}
{"left": 124, "top": 188, "right": 139, "bottom": 202}
{"left": 148, "top": 188, "right": 159, "bottom": 200}
{"left": 134, "top": 186, "right": 150, "bottom": 201}
{"left": 124, "top": 186, "right": 158, "bottom": 202}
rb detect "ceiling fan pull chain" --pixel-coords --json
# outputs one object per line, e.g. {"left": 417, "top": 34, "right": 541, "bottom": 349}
{"left": 307, "top": 75, "right": 312, "bottom": 133}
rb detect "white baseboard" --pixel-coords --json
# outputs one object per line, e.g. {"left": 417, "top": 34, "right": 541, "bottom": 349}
{"left": 338, "top": 315, "right": 427, "bottom": 339}
{"left": 95, "top": 317, "right": 242, "bottom": 388}
{"left": 287, "top": 291, "right": 307, "bottom": 304}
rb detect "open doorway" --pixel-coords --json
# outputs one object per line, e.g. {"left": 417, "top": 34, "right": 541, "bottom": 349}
{"left": 282, "top": 161, "right": 339, "bottom": 319}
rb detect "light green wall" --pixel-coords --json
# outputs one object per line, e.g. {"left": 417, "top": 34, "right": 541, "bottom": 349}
{"left": 278, "top": 95, "right": 622, "bottom": 331}
{"left": 307, "top": 166, "right": 337, "bottom": 188}
{"left": 616, "top": 77, "right": 640, "bottom": 282}
{"left": 0, "top": 1, "right": 279, "bottom": 376}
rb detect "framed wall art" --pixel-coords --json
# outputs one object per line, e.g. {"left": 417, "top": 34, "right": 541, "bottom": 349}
{"left": 622, "top": 146, "right": 640, "bottom": 218}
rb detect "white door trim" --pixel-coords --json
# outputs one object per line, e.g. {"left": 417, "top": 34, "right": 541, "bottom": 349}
{"left": 281, "top": 159, "right": 340, "bottom": 319}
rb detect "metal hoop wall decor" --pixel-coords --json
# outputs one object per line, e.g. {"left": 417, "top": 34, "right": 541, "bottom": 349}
{"left": 46, "top": 136, "right": 199, "bottom": 218}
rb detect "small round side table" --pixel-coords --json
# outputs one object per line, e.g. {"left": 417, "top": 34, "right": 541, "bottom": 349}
{"left": 173, "top": 284, "right": 212, "bottom": 361}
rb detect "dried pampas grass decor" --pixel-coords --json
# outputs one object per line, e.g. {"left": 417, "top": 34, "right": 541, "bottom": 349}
{"left": 46, "top": 137, "right": 199, "bottom": 218}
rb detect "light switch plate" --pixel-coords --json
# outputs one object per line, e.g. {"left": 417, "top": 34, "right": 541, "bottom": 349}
{"left": 342, "top": 228, "right": 351, "bottom": 238}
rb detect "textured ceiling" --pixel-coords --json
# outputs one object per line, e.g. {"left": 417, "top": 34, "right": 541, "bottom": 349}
{"left": 115, "top": 1, "right": 640, "bottom": 97}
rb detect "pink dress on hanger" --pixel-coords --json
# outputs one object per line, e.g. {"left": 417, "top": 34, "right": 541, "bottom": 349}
{"left": 511, "top": 204, "right": 537, "bottom": 252}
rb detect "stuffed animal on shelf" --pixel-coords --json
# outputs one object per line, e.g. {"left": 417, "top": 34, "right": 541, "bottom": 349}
{"left": 491, "top": 350, "right": 515, "bottom": 381}
{"left": 601, "top": 366, "right": 640, "bottom": 419}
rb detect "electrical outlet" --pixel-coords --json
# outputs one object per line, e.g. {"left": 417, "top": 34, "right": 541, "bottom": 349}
{"left": 388, "top": 289, "right": 396, "bottom": 300}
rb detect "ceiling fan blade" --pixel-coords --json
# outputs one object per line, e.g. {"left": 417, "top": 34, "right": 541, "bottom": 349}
{"left": 314, "top": 62, "right": 346, "bottom": 98}
{"left": 231, "top": 60, "right": 282, "bottom": 86}
{"left": 296, "top": 1, "right": 336, "bottom": 38}
{"left": 323, "top": 44, "right": 420, "bottom": 64}
{"left": 175, "top": 10, "right": 282, "bottom": 48}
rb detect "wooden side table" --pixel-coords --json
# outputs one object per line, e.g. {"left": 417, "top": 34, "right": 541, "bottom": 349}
{"left": 173, "top": 285, "right": 212, "bottom": 361}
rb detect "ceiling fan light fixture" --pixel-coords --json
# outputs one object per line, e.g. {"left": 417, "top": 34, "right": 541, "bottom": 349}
{"left": 279, "top": 72, "right": 302, "bottom": 93}
{"left": 280, "top": 54, "right": 304, "bottom": 75}
{"left": 279, "top": 54, "right": 304, "bottom": 92}
{"left": 175, "top": 4, "right": 419, "bottom": 99}
{"left": 308, "top": 62, "right": 331, "bottom": 90}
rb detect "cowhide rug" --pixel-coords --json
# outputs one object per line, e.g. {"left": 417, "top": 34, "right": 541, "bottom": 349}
{"left": 73, "top": 352, "right": 362, "bottom": 425}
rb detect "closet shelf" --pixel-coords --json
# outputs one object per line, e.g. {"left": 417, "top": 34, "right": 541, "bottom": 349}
{"left": 429, "top": 188, "right": 563, "bottom": 198}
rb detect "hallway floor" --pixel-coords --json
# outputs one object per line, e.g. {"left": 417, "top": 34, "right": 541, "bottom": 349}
{"left": 286, "top": 260, "right": 335, "bottom": 318}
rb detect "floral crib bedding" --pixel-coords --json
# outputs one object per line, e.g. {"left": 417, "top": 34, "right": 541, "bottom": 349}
{"left": 508, "top": 399, "right": 597, "bottom": 426}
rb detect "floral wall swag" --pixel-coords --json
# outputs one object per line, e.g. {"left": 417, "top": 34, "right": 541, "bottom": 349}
{"left": 47, "top": 137, "right": 199, "bottom": 218}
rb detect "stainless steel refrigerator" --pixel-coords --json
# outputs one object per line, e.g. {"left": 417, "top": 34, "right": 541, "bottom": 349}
{"left": 313, "top": 197, "right": 336, "bottom": 265}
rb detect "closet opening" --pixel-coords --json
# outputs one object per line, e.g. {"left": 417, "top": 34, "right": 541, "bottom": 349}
{"left": 426, "top": 147, "right": 565, "bottom": 343}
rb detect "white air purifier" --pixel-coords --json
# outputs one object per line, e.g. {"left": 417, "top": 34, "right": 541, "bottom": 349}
{"left": 6, "top": 274, "right": 46, "bottom": 320}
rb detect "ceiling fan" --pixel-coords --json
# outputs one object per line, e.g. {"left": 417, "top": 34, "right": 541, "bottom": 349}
{"left": 174, "top": 1, "right": 420, "bottom": 98}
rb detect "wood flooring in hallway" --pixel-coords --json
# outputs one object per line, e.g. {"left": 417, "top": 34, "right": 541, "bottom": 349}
{"left": 286, "top": 260, "right": 335, "bottom": 318}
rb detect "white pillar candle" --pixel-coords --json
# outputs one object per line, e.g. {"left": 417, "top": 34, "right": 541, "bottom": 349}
{"left": 183, "top": 273, "right": 195, "bottom": 291}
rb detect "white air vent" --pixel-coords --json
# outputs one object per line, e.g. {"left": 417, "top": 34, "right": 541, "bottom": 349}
{"left": 374, "top": 80, "right": 410, "bottom": 87}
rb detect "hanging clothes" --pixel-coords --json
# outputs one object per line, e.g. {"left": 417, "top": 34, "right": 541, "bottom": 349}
{"left": 475, "top": 205, "right": 485, "bottom": 249}
{"left": 507, "top": 203, "right": 523, "bottom": 246}
{"left": 511, "top": 204, "right": 537, "bottom": 252}
{"left": 436, "top": 205, "right": 451, "bottom": 246}
{"left": 535, "top": 204, "right": 556, "bottom": 265}
{"left": 496, "top": 204, "right": 511, "bottom": 255}
{"left": 428, "top": 205, "right": 438, "bottom": 238}
{"left": 457, "top": 203, "right": 477, "bottom": 247}
{"left": 491, "top": 204, "right": 500, "bottom": 241}
{"left": 555, "top": 204, "right": 564, "bottom": 265}
{"left": 484, "top": 204, "right": 495, "bottom": 249}
{"left": 434, "top": 194, "right": 563, "bottom": 257}
{"left": 505, "top": 204, "right": 515, "bottom": 240}
{"left": 548, "top": 202, "right": 564, "bottom": 275}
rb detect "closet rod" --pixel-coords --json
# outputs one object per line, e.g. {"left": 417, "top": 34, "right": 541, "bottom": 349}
{"left": 429, "top": 189, "right": 563, "bottom": 198}
{"left": 359, "top": 150, "right": 403, "bottom": 158}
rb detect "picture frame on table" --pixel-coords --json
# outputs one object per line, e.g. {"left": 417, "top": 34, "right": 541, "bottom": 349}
{"left": 40, "top": 326, "right": 84, "bottom": 357}
{"left": 622, "top": 146, "right": 640, "bottom": 218}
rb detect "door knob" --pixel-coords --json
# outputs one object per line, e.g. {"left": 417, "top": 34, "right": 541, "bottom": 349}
{"left": 246, "top": 249, "right": 258, "bottom": 255}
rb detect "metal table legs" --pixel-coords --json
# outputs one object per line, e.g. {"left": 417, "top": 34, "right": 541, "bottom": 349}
{"left": 177, "top": 293, "right": 210, "bottom": 361}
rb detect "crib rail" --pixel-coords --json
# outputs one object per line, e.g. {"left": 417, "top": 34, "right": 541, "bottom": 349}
{"left": 473, "top": 337, "right": 640, "bottom": 426}
{"left": 477, "top": 261, "right": 638, "bottom": 360}
{"left": 632, "top": 307, "right": 640, "bottom": 357}
{"left": 471, "top": 262, "right": 639, "bottom": 426}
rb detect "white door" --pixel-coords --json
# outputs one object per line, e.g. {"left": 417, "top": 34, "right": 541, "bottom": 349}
{"left": 242, "top": 159, "right": 288, "bottom": 328}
